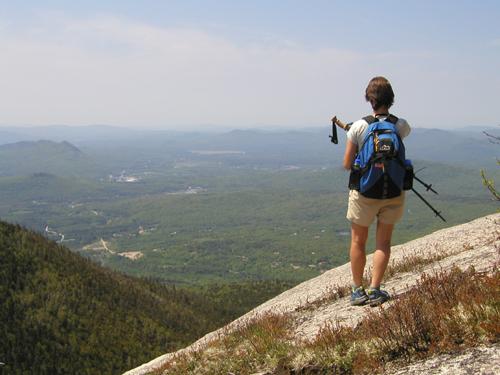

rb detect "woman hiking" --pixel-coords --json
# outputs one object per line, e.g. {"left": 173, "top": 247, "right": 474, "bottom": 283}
{"left": 343, "top": 76, "right": 411, "bottom": 306}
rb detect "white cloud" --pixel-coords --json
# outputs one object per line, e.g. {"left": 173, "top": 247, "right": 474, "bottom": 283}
{"left": 0, "top": 14, "right": 369, "bottom": 128}
{"left": 0, "top": 14, "right": 498, "bottom": 129}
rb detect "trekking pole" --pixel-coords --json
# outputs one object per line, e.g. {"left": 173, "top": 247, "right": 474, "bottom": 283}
{"left": 411, "top": 188, "right": 446, "bottom": 222}
{"left": 414, "top": 175, "right": 438, "bottom": 195}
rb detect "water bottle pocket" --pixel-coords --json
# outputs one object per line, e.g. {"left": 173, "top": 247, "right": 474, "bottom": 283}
{"left": 403, "top": 160, "right": 413, "bottom": 190}
{"left": 349, "top": 167, "right": 361, "bottom": 190}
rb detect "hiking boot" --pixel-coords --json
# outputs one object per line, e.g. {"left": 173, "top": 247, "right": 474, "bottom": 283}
{"left": 350, "top": 286, "right": 368, "bottom": 306}
{"left": 366, "top": 287, "right": 391, "bottom": 307}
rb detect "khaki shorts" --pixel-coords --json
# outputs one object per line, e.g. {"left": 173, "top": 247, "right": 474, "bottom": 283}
{"left": 346, "top": 190, "right": 405, "bottom": 227}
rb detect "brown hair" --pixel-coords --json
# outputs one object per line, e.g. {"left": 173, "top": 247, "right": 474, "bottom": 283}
{"left": 365, "top": 76, "right": 394, "bottom": 111}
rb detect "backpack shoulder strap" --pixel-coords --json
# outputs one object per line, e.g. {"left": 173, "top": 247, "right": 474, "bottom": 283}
{"left": 363, "top": 115, "right": 378, "bottom": 124}
{"left": 385, "top": 114, "right": 399, "bottom": 124}
{"left": 356, "top": 116, "right": 378, "bottom": 152}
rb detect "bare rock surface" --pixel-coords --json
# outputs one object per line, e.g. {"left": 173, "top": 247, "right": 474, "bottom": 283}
{"left": 385, "top": 344, "right": 500, "bottom": 375}
{"left": 124, "top": 213, "right": 500, "bottom": 375}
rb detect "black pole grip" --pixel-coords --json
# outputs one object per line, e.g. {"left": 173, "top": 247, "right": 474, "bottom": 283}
{"left": 329, "top": 121, "right": 338, "bottom": 144}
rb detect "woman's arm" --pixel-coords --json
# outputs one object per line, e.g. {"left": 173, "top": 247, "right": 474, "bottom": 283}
{"left": 343, "top": 140, "right": 357, "bottom": 170}
{"left": 397, "top": 119, "right": 411, "bottom": 139}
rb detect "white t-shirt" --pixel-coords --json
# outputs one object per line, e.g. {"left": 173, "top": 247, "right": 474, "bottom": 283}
{"left": 346, "top": 115, "right": 411, "bottom": 148}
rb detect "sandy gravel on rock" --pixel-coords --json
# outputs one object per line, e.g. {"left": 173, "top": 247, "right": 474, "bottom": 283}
{"left": 385, "top": 344, "right": 500, "bottom": 375}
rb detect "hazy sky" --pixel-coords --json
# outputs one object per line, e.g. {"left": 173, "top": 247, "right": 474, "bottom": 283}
{"left": 1, "top": 1, "right": 499, "bottom": 129}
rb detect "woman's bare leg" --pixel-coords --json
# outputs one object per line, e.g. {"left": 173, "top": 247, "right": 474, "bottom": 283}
{"left": 370, "top": 221, "right": 394, "bottom": 288}
{"left": 350, "top": 222, "right": 369, "bottom": 287}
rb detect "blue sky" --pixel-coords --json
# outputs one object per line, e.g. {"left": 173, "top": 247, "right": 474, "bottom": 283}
{"left": 0, "top": 1, "right": 499, "bottom": 129}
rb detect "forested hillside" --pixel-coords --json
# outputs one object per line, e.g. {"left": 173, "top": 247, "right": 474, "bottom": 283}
{"left": 0, "top": 221, "right": 290, "bottom": 374}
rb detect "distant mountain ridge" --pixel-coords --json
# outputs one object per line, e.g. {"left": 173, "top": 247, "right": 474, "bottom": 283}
{"left": 404, "top": 127, "right": 499, "bottom": 166}
{"left": 1, "top": 139, "right": 82, "bottom": 153}
{"left": 0, "top": 140, "right": 99, "bottom": 177}
{"left": 0, "top": 125, "right": 143, "bottom": 145}
{"left": 1, "top": 125, "right": 497, "bottom": 169}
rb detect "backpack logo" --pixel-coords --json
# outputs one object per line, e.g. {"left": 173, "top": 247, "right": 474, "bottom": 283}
{"left": 379, "top": 144, "right": 391, "bottom": 152}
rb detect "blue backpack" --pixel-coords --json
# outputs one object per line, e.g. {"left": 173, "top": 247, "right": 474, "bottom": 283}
{"left": 349, "top": 115, "right": 412, "bottom": 199}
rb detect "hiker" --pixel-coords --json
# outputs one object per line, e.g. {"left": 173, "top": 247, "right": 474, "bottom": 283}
{"left": 343, "top": 76, "right": 411, "bottom": 306}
